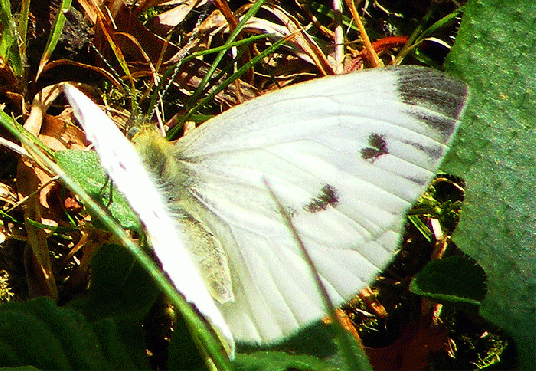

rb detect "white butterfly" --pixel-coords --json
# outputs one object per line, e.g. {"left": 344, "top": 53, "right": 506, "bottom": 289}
{"left": 64, "top": 66, "right": 468, "bottom": 345}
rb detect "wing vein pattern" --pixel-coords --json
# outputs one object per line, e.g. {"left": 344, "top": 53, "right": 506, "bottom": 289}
{"left": 145, "top": 66, "right": 468, "bottom": 343}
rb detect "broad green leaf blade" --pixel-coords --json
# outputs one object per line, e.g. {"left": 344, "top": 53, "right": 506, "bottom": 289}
{"left": 69, "top": 244, "right": 160, "bottom": 319}
{"left": 233, "top": 322, "right": 372, "bottom": 371}
{"left": 410, "top": 256, "right": 487, "bottom": 306}
{"left": 70, "top": 244, "right": 160, "bottom": 369}
{"left": 0, "top": 297, "right": 137, "bottom": 370}
{"left": 235, "top": 351, "right": 346, "bottom": 371}
{"left": 443, "top": 0, "right": 536, "bottom": 368}
{"left": 55, "top": 150, "right": 140, "bottom": 230}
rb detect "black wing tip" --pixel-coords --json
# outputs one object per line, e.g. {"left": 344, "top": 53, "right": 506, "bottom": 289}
{"left": 394, "top": 66, "right": 468, "bottom": 115}
{"left": 390, "top": 66, "right": 469, "bottom": 140}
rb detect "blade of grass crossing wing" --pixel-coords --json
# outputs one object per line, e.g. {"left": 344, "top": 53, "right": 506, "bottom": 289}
{"left": 263, "top": 179, "right": 373, "bottom": 371}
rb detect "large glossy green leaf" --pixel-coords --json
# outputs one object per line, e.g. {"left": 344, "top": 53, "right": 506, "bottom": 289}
{"left": 0, "top": 297, "right": 137, "bottom": 370}
{"left": 443, "top": 0, "right": 536, "bottom": 368}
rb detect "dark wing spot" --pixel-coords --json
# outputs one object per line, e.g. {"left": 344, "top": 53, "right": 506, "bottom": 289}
{"left": 304, "top": 184, "right": 339, "bottom": 213}
{"left": 361, "top": 133, "right": 389, "bottom": 162}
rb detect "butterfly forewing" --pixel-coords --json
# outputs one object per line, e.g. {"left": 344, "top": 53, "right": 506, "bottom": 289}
{"left": 162, "top": 66, "right": 468, "bottom": 343}
{"left": 64, "top": 84, "right": 235, "bottom": 350}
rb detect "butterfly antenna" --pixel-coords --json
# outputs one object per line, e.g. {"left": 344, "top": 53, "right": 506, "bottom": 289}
{"left": 147, "top": 2, "right": 212, "bottom": 121}
{"left": 89, "top": 41, "right": 130, "bottom": 93}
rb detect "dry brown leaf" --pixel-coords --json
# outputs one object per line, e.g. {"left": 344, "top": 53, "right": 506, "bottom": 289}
{"left": 16, "top": 159, "right": 58, "bottom": 299}
{"left": 152, "top": 0, "right": 202, "bottom": 31}
{"left": 103, "top": 2, "right": 179, "bottom": 65}
{"left": 13, "top": 83, "right": 87, "bottom": 300}
{"left": 39, "top": 114, "right": 88, "bottom": 152}
{"left": 262, "top": 3, "right": 333, "bottom": 75}
{"left": 41, "top": 59, "right": 124, "bottom": 90}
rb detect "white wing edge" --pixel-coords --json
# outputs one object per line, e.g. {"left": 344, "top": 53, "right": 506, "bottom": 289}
{"left": 63, "top": 84, "right": 235, "bottom": 355}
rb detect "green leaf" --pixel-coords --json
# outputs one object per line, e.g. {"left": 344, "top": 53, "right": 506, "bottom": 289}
{"left": 69, "top": 245, "right": 160, "bottom": 369}
{"left": 235, "top": 351, "right": 343, "bottom": 371}
{"left": 0, "top": 297, "right": 137, "bottom": 370}
{"left": 443, "top": 0, "right": 536, "bottom": 368}
{"left": 69, "top": 244, "right": 160, "bottom": 320}
{"left": 410, "top": 256, "right": 487, "bottom": 306}
{"left": 55, "top": 150, "right": 140, "bottom": 230}
{"left": 234, "top": 322, "right": 372, "bottom": 371}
